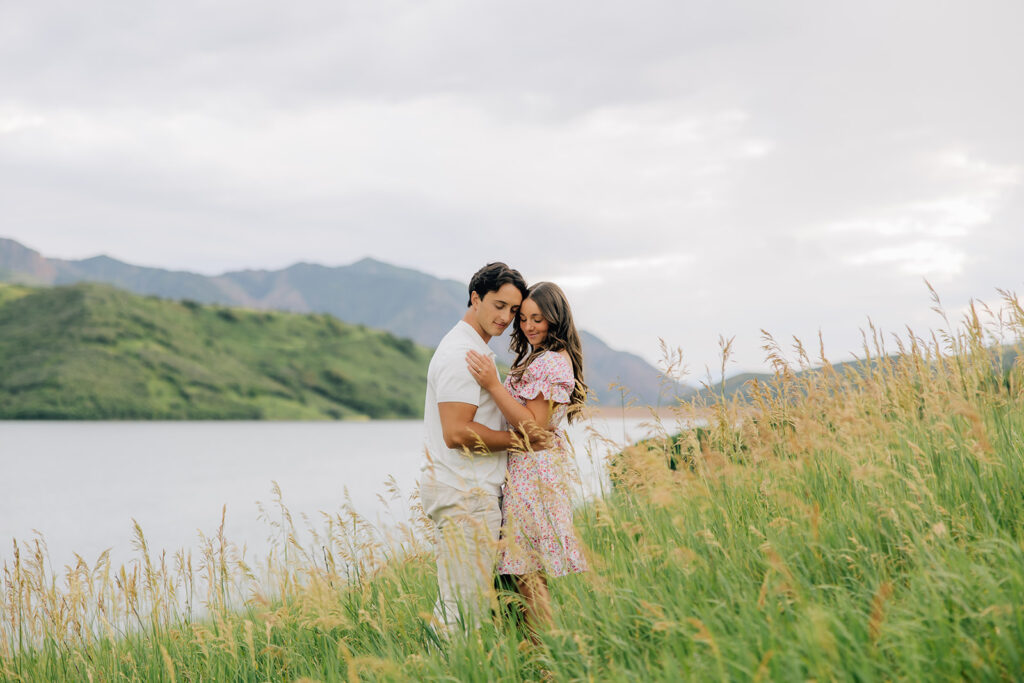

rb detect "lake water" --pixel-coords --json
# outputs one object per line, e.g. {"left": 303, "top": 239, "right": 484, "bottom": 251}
{"left": 0, "top": 416, "right": 670, "bottom": 569}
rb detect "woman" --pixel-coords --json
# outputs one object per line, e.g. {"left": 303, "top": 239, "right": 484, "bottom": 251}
{"left": 465, "top": 281, "right": 589, "bottom": 632}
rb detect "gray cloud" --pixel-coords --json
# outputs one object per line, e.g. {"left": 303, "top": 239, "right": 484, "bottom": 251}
{"left": 2, "top": 0, "right": 1022, "bottom": 372}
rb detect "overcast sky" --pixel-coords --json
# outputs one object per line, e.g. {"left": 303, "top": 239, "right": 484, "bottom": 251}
{"left": 2, "top": 1, "right": 1022, "bottom": 378}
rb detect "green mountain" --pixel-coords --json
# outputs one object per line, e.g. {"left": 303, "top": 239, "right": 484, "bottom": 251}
{"left": 0, "top": 237, "right": 682, "bottom": 404}
{"left": 0, "top": 282, "right": 430, "bottom": 420}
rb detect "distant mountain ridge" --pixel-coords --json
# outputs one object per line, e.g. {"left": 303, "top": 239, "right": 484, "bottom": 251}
{"left": 0, "top": 237, "right": 681, "bottom": 405}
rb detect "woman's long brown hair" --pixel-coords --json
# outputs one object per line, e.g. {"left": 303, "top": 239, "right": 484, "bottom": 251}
{"left": 509, "top": 282, "right": 588, "bottom": 422}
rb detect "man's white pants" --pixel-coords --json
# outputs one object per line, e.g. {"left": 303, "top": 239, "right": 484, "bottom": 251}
{"left": 419, "top": 477, "right": 502, "bottom": 632}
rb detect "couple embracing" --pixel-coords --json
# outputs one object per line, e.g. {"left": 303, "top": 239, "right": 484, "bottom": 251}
{"left": 419, "top": 262, "right": 588, "bottom": 637}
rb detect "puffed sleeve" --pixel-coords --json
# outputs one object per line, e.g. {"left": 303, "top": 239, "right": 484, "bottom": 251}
{"left": 517, "top": 352, "right": 574, "bottom": 404}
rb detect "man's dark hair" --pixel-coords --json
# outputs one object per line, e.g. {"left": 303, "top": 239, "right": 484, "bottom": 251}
{"left": 467, "top": 262, "right": 528, "bottom": 306}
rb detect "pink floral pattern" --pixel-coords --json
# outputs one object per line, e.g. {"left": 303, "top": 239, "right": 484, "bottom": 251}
{"left": 497, "top": 351, "right": 588, "bottom": 577}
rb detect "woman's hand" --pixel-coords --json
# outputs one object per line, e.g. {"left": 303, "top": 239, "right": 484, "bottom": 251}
{"left": 466, "top": 350, "right": 501, "bottom": 392}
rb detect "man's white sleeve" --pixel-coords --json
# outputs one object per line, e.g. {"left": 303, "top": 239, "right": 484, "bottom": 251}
{"left": 434, "top": 349, "right": 483, "bottom": 405}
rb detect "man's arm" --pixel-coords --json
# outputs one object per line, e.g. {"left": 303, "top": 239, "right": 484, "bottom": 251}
{"left": 438, "top": 402, "right": 514, "bottom": 453}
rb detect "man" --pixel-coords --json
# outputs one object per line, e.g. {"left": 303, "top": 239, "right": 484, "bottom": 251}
{"left": 419, "top": 261, "right": 528, "bottom": 633}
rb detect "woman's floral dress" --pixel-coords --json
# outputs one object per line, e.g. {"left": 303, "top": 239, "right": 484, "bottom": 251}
{"left": 496, "top": 350, "right": 588, "bottom": 576}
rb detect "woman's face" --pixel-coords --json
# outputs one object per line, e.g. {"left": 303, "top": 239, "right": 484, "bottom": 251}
{"left": 519, "top": 297, "right": 549, "bottom": 347}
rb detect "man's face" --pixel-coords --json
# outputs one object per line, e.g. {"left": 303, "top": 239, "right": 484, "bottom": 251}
{"left": 471, "top": 283, "right": 523, "bottom": 339}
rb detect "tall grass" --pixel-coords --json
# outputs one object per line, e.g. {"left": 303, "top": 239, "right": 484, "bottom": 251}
{"left": 3, "top": 288, "right": 1023, "bottom": 681}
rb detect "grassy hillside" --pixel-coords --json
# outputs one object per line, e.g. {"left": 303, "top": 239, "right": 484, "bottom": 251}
{"left": 0, "top": 282, "right": 431, "bottom": 420}
{"left": 685, "top": 346, "right": 1020, "bottom": 404}
{"left": 1, "top": 293, "right": 1021, "bottom": 680}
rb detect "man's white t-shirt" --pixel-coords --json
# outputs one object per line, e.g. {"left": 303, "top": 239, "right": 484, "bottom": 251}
{"left": 421, "top": 320, "right": 507, "bottom": 496}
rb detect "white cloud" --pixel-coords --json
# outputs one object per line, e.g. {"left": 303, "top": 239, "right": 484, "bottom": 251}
{"left": 541, "top": 253, "right": 697, "bottom": 290}
{"left": 846, "top": 241, "right": 967, "bottom": 277}
{"left": 0, "top": 107, "right": 44, "bottom": 135}
{"left": 2, "top": 0, "right": 1024, "bottom": 373}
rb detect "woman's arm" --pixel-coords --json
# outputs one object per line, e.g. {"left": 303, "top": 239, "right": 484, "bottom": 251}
{"left": 466, "top": 350, "right": 554, "bottom": 448}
